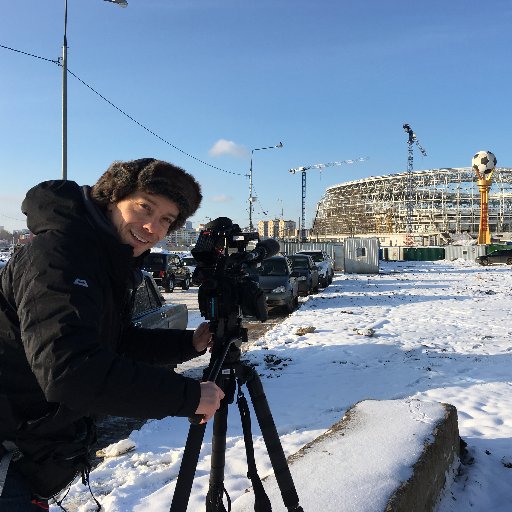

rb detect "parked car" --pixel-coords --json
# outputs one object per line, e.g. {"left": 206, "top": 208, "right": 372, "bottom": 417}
{"left": 132, "top": 272, "right": 188, "bottom": 329}
{"left": 142, "top": 252, "right": 191, "bottom": 292}
{"left": 297, "top": 250, "right": 334, "bottom": 287}
{"left": 287, "top": 254, "right": 319, "bottom": 296}
{"left": 476, "top": 249, "right": 512, "bottom": 266}
{"left": 182, "top": 255, "right": 198, "bottom": 285}
{"left": 251, "top": 255, "right": 299, "bottom": 313}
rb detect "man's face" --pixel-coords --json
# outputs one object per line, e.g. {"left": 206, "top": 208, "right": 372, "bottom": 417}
{"left": 106, "top": 191, "right": 180, "bottom": 257}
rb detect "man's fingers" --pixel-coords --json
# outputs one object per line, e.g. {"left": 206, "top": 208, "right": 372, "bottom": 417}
{"left": 195, "top": 382, "right": 225, "bottom": 420}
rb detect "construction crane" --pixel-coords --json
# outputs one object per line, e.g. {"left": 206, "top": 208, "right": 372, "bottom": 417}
{"left": 403, "top": 123, "right": 427, "bottom": 245}
{"left": 289, "top": 157, "right": 368, "bottom": 242}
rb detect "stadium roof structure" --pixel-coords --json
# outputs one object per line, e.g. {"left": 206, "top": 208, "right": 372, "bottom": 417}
{"left": 312, "top": 167, "right": 512, "bottom": 241}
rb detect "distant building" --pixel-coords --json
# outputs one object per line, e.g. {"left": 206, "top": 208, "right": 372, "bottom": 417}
{"left": 257, "top": 220, "right": 270, "bottom": 238}
{"left": 277, "top": 219, "right": 296, "bottom": 239}
{"left": 258, "top": 219, "right": 297, "bottom": 240}
{"left": 267, "top": 219, "right": 280, "bottom": 238}
{"left": 166, "top": 225, "right": 198, "bottom": 248}
{"left": 13, "top": 229, "right": 34, "bottom": 245}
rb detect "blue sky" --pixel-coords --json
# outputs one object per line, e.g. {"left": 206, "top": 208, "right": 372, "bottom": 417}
{"left": 1, "top": 0, "right": 511, "bottom": 233}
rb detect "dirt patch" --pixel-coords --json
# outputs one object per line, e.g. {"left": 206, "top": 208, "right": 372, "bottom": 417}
{"left": 244, "top": 318, "right": 280, "bottom": 345}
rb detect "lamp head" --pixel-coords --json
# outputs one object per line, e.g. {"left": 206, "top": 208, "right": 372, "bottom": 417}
{"left": 104, "top": 0, "right": 128, "bottom": 7}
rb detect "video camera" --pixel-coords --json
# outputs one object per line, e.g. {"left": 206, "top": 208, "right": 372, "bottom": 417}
{"left": 191, "top": 217, "right": 280, "bottom": 325}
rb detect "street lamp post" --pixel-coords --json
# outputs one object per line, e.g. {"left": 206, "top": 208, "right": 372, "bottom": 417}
{"left": 61, "top": 0, "right": 128, "bottom": 180}
{"left": 62, "top": 0, "right": 68, "bottom": 180}
{"left": 248, "top": 142, "right": 283, "bottom": 231}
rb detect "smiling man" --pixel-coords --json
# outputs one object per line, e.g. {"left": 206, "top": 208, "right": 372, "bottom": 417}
{"left": 0, "top": 158, "right": 224, "bottom": 510}
{"left": 106, "top": 191, "right": 179, "bottom": 257}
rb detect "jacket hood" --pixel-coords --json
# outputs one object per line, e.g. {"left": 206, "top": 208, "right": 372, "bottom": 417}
{"left": 22, "top": 180, "right": 93, "bottom": 235}
{"left": 22, "top": 180, "right": 147, "bottom": 279}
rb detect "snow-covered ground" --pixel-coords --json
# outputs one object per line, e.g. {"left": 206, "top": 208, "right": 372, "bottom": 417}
{"left": 55, "top": 260, "right": 512, "bottom": 511}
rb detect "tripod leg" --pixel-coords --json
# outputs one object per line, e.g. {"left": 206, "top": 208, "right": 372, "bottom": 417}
{"left": 170, "top": 423, "right": 207, "bottom": 511}
{"left": 244, "top": 367, "right": 303, "bottom": 512}
{"left": 206, "top": 403, "right": 230, "bottom": 512}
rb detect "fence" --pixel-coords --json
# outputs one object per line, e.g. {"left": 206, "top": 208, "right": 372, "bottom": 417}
{"left": 277, "top": 240, "right": 494, "bottom": 267}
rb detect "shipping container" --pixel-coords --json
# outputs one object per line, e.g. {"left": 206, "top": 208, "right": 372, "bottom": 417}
{"left": 444, "top": 245, "right": 486, "bottom": 262}
{"left": 403, "top": 247, "right": 445, "bottom": 261}
{"left": 344, "top": 238, "right": 380, "bottom": 274}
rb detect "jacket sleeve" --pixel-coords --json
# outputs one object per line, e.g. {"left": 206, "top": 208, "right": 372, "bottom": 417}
{"left": 118, "top": 325, "right": 206, "bottom": 365}
{"left": 15, "top": 235, "right": 201, "bottom": 419}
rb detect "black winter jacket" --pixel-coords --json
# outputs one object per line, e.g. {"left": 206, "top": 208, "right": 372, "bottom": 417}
{"left": 0, "top": 181, "right": 202, "bottom": 490}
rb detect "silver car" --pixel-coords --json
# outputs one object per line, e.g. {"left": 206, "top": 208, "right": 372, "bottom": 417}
{"left": 297, "top": 250, "right": 334, "bottom": 287}
{"left": 132, "top": 272, "right": 188, "bottom": 329}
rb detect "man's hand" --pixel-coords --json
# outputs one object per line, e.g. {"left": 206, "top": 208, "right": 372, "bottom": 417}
{"left": 195, "top": 381, "right": 225, "bottom": 423}
{"left": 192, "top": 322, "right": 214, "bottom": 353}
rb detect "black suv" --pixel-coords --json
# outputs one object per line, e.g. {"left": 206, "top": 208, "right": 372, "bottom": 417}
{"left": 476, "top": 249, "right": 512, "bottom": 266}
{"left": 142, "top": 252, "right": 191, "bottom": 292}
{"left": 287, "top": 254, "right": 319, "bottom": 296}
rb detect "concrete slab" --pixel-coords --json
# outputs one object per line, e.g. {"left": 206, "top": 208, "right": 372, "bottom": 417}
{"left": 231, "top": 399, "right": 460, "bottom": 512}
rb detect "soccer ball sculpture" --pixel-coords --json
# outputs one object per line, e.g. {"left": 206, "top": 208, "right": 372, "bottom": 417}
{"left": 472, "top": 150, "right": 497, "bottom": 176}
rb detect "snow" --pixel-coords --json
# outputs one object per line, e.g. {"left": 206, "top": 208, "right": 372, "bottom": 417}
{"left": 51, "top": 259, "right": 512, "bottom": 511}
{"left": 95, "top": 439, "right": 136, "bottom": 459}
{"left": 232, "top": 399, "right": 449, "bottom": 512}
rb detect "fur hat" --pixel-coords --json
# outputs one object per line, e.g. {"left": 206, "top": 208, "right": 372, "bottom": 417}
{"left": 91, "top": 158, "right": 202, "bottom": 233}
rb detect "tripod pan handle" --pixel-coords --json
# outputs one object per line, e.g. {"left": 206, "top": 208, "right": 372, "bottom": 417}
{"left": 189, "top": 413, "right": 205, "bottom": 425}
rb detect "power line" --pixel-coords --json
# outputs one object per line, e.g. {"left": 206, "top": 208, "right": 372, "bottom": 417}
{"left": 251, "top": 184, "right": 269, "bottom": 218}
{"left": 0, "top": 212, "right": 26, "bottom": 222}
{"left": 1, "top": 43, "right": 245, "bottom": 177}
{"left": 65, "top": 68, "right": 245, "bottom": 176}
{"left": 0, "top": 44, "right": 59, "bottom": 64}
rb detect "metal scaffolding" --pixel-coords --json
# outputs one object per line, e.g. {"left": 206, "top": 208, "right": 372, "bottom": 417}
{"left": 312, "top": 167, "right": 512, "bottom": 240}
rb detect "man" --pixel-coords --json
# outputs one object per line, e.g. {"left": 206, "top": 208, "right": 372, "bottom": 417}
{"left": 0, "top": 158, "right": 224, "bottom": 510}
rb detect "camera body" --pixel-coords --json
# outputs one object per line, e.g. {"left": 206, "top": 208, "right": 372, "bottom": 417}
{"left": 192, "top": 217, "right": 273, "bottom": 324}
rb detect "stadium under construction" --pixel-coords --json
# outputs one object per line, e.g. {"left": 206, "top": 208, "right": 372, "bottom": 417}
{"left": 311, "top": 167, "right": 512, "bottom": 246}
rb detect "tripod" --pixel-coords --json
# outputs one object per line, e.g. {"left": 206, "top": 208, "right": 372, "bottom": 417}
{"left": 170, "top": 315, "right": 303, "bottom": 512}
